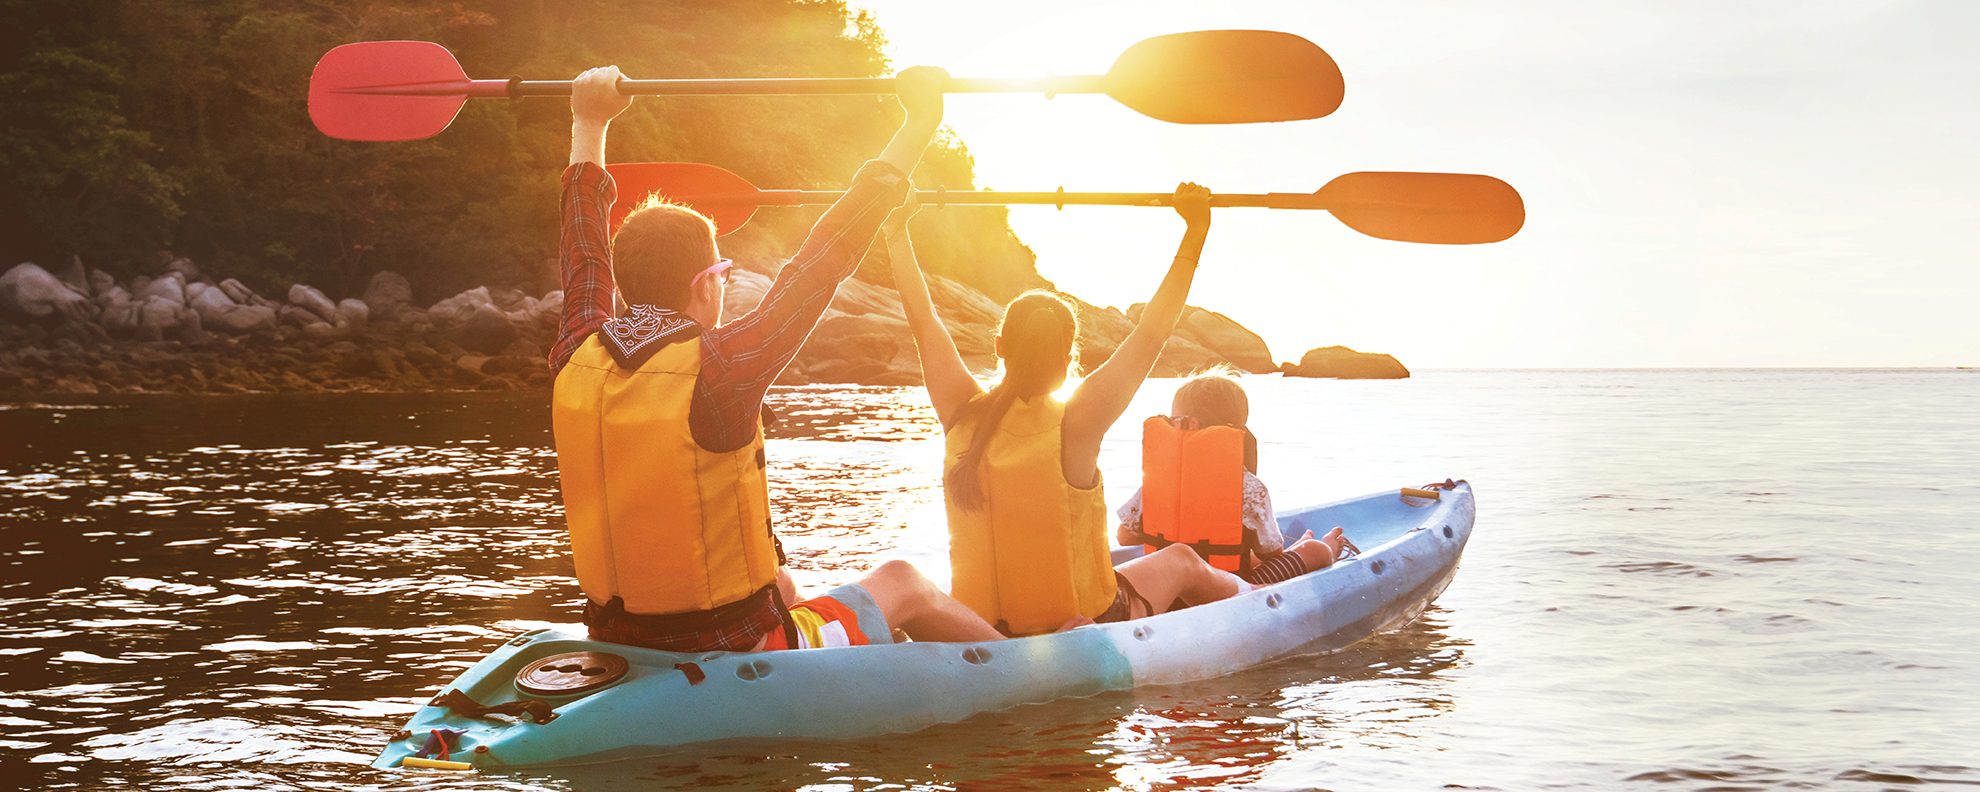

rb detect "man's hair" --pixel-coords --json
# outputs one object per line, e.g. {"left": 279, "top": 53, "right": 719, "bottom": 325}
{"left": 611, "top": 194, "right": 719, "bottom": 310}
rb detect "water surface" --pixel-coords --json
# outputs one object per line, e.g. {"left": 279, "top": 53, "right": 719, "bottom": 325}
{"left": 1, "top": 370, "right": 1976, "bottom": 789}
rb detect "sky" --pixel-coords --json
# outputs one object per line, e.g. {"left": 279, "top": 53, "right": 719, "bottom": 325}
{"left": 847, "top": 0, "right": 1980, "bottom": 368}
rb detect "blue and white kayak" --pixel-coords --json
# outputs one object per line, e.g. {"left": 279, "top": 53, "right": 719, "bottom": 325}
{"left": 372, "top": 481, "right": 1474, "bottom": 770}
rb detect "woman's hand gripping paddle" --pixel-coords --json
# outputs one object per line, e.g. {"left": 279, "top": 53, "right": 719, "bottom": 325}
{"left": 601, "top": 163, "right": 1525, "bottom": 245}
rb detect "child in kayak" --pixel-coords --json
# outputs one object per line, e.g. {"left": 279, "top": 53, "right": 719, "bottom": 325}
{"left": 1115, "top": 370, "right": 1350, "bottom": 585}
{"left": 881, "top": 189, "right": 1260, "bottom": 636}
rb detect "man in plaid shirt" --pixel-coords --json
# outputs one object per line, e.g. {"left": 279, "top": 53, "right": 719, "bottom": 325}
{"left": 549, "top": 65, "right": 1000, "bottom": 654}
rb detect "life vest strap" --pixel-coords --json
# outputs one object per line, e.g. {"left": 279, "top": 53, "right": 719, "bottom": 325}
{"left": 431, "top": 689, "right": 557, "bottom": 724}
{"left": 1125, "top": 528, "right": 1257, "bottom": 556}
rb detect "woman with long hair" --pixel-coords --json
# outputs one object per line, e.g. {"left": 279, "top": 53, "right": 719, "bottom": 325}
{"left": 881, "top": 185, "right": 1256, "bottom": 636}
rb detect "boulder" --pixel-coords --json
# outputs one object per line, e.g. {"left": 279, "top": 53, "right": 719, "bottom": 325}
{"left": 533, "top": 291, "right": 565, "bottom": 324}
{"left": 209, "top": 304, "right": 277, "bottom": 334}
{"left": 428, "top": 286, "right": 495, "bottom": 327}
{"left": 1124, "top": 303, "right": 1277, "bottom": 375}
{"left": 489, "top": 287, "right": 530, "bottom": 312}
{"left": 450, "top": 304, "right": 518, "bottom": 355}
{"left": 828, "top": 275, "right": 908, "bottom": 321}
{"left": 95, "top": 285, "right": 132, "bottom": 310}
{"left": 362, "top": 270, "right": 413, "bottom": 320}
{"left": 0, "top": 262, "right": 90, "bottom": 321}
{"left": 100, "top": 300, "right": 143, "bottom": 335}
{"left": 928, "top": 273, "right": 1005, "bottom": 327}
{"left": 137, "top": 294, "right": 188, "bottom": 334}
{"left": 287, "top": 284, "right": 338, "bottom": 322}
{"left": 335, "top": 298, "right": 370, "bottom": 329}
{"left": 55, "top": 256, "right": 91, "bottom": 297}
{"left": 300, "top": 320, "right": 350, "bottom": 341}
{"left": 1282, "top": 345, "right": 1410, "bottom": 379}
{"left": 1149, "top": 335, "right": 1224, "bottom": 376}
{"left": 163, "top": 257, "right": 203, "bottom": 284}
{"left": 88, "top": 268, "right": 116, "bottom": 296}
{"left": 218, "top": 278, "right": 258, "bottom": 305}
{"left": 189, "top": 283, "right": 236, "bottom": 319}
{"left": 1180, "top": 308, "right": 1274, "bottom": 373}
{"left": 139, "top": 272, "right": 188, "bottom": 306}
{"left": 189, "top": 286, "right": 276, "bottom": 334}
{"left": 279, "top": 304, "right": 330, "bottom": 328}
{"left": 1070, "top": 299, "right": 1135, "bottom": 371}
{"left": 724, "top": 271, "right": 773, "bottom": 315}
{"left": 794, "top": 312, "right": 917, "bottom": 384}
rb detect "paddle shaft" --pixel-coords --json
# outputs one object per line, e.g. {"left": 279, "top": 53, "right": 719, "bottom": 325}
{"left": 674, "top": 189, "right": 1327, "bottom": 210}
{"left": 444, "top": 75, "right": 1112, "bottom": 98}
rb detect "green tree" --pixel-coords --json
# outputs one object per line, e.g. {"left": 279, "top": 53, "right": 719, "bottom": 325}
{"left": 0, "top": 0, "right": 1043, "bottom": 303}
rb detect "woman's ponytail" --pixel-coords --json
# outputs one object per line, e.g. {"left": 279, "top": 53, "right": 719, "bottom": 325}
{"left": 947, "top": 291, "right": 1079, "bottom": 511}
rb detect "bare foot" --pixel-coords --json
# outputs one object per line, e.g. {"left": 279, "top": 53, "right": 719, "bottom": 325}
{"left": 1321, "top": 526, "right": 1347, "bottom": 557}
{"left": 1288, "top": 527, "right": 1349, "bottom": 572}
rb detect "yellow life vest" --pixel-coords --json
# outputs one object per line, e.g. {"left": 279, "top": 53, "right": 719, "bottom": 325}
{"left": 1138, "top": 416, "right": 1251, "bottom": 573}
{"left": 944, "top": 394, "right": 1115, "bottom": 636}
{"left": 551, "top": 335, "right": 777, "bottom": 615}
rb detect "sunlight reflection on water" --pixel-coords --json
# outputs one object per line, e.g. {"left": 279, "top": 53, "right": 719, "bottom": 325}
{"left": 0, "top": 372, "right": 1976, "bottom": 789}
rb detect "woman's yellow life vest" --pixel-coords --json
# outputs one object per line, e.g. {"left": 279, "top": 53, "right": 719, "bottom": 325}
{"left": 944, "top": 394, "right": 1116, "bottom": 636}
{"left": 1139, "top": 416, "right": 1250, "bottom": 572}
{"left": 551, "top": 335, "right": 777, "bottom": 616}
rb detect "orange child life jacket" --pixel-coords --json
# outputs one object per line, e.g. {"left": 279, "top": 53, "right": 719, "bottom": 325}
{"left": 1137, "top": 416, "right": 1253, "bottom": 573}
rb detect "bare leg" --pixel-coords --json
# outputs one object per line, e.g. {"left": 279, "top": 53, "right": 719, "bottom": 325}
{"left": 855, "top": 560, "right": 1004, "bottom": 643}
{"left": 1287, "top": 527, "right": 1347, "bottom": 572}
{"left": 1116, "top": 544, "right": 1247, "bottom": 619}
{"left": 774, "top": 566, "right": 800, "bottom": 603}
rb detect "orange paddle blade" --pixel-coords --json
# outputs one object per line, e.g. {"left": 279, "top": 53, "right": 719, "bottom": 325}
{"left": 309, "top": 41, "right": 477, "bottom": 142}
{"left": 1105, "top": 30, "right": 1344, "bottom": 124}
{"left": 1316, "top": 172, "right": 1525, "bottom": 244}
{"left": 604, "top": 163, "right": 761, "bottom": 236}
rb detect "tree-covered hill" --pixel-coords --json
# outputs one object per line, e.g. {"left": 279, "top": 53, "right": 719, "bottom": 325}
{"left": 0, "top": 0, "right": 1043, "bottom": 303}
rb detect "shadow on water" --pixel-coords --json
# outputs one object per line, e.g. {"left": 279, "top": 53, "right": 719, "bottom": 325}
{"left": 504, "top": 615, "right": 1465, "bottom": 791}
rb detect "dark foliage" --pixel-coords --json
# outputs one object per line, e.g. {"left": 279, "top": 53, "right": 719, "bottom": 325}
{"left": 0, "top": 0, "right": 1042, "bottom": 302}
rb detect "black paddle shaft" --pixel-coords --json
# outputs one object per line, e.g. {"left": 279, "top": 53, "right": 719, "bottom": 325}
{"left": 491, "top": 75, "right": 1112, "bottom": 98}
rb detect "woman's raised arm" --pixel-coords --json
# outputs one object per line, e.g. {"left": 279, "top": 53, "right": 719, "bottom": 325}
{"left": 1061, "top": 183, "right": 1212, "bottom": 480}
{"left": 882, "top": 197, "right": 983, "bottom": 428}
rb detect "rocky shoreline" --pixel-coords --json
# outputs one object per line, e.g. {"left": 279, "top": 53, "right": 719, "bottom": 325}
{"left": 1, "top": 254, "right": 1404, "bottom": 399}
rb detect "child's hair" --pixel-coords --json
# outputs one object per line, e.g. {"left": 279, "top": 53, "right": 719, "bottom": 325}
{"left": 1173, "top": 366, "right": 1259, "bottom": 474}
{"left": 1171, "top": 365, "right": 1249, "bottom": 428}
{"left": 947, "top": 290, "right": 1080, "bottom": 511}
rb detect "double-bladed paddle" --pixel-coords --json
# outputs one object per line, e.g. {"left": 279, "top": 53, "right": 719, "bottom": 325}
{"left": 604, "top": 163, "right": 1525, "bottom": 245}
{"left": 309, "top": 30, "right": 1345, "bottom": 141}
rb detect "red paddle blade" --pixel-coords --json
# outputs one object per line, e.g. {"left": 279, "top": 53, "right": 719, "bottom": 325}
{"left": 604, "top": 163, "right": 761, "bottom": 236}
{"left": 1317, "top": 172, "right": 1525, "bottom": 244}
{"left": 309, "top": 41, "right": 473, "bottom": 141}
{"left": 1105, "top": 30, "right": 1344, "bottom": 124}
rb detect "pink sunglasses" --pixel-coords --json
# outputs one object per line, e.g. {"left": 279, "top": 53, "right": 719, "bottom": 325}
{"left": 695, "top": 258, "right": 734, "bottom": 285}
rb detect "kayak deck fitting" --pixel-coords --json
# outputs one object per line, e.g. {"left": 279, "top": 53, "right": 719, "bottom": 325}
{"left": 373, "top": 481, "right": 1475, "bottom": 771}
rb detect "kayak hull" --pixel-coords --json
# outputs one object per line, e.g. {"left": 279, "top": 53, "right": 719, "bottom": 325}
{"left": 372, "top": 481, "right": 1474, "bottom": 770}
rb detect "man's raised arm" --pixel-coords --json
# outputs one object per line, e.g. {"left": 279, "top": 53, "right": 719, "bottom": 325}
{"left": 549, "top": 66, "right": 634, "bottom": 373}
{"left": 691, "top": 67, "right": 947, "bottom": 451}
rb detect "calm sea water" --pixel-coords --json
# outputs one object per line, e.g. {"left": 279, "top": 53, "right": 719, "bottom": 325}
{"left": 1, "top": 370, "right": 1976, "bottom": 790}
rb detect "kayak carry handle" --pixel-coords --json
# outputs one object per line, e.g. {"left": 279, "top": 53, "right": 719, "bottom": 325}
{"left": 401, "top": 757, "right": 473, "bottom": 771}
{"left": 1400, "top": 487, "right": 1442, "bottom": 501}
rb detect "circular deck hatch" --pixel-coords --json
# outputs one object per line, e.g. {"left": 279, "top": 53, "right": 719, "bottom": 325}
{"left": 515, "top": 651, "right": 628, "bottom": 696}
